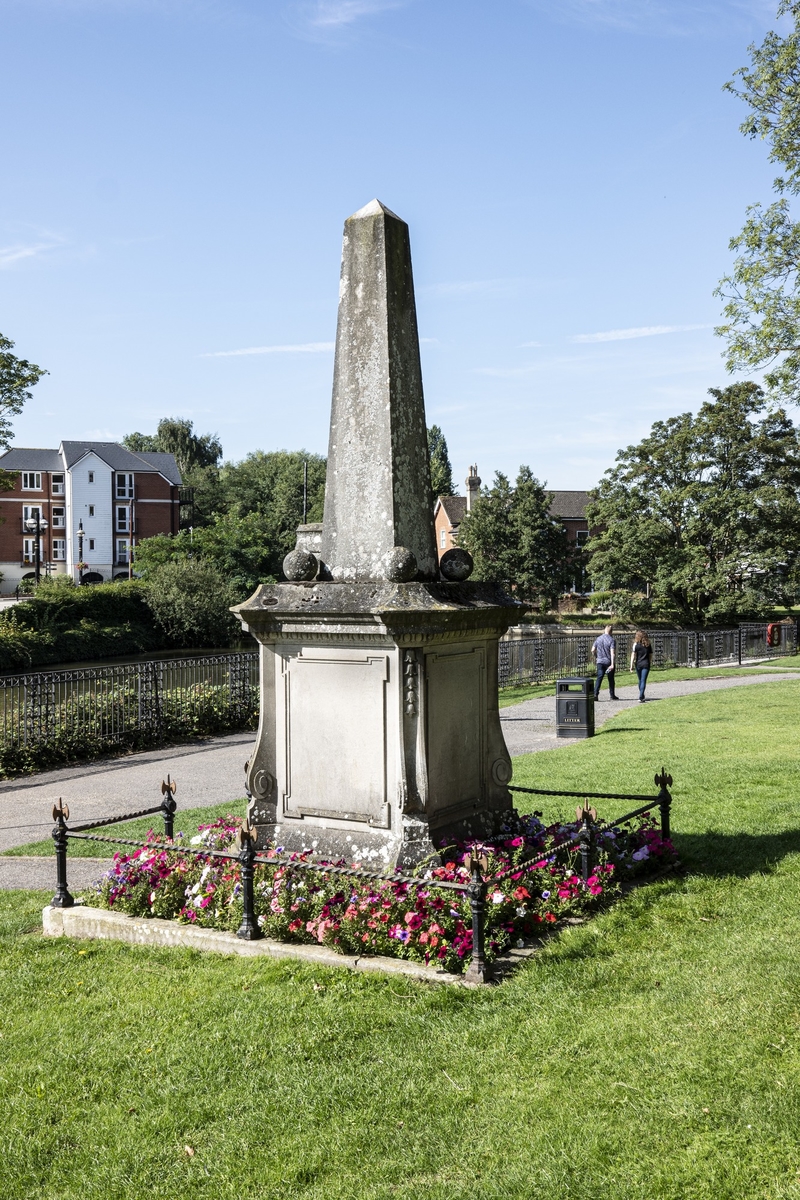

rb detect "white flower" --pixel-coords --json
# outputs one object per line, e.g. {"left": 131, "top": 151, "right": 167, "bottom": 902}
{"left": 190, "top": 834, "right": 204, "bottom": 845}
{"left": 516, "top": 906, "right": 527, "bottom": 917}
{"left": 516, "top": 938, "right": 525, "bottom": 948}
{"left": 491, "top": 891, "right": 505, "bottom": 904}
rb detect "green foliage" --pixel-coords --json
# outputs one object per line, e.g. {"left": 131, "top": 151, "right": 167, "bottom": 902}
{"left": 586, "top": 383, "right": 800, "bottom": 624}
{"left": 716, "top": 3, "right": 800, "bottom": 403}
{"left": 0, "top": 332, "right": 47, "bottom": 451}
{"left": 459, "top": 466, "right": 574, "bottom": 607}
{"left": 135, "top": 450, "right": 327, "bottom": 598}
{"left": 427, "top": 424, "right": 453, "bottom": 496}
{"left": 143, "top": 560, "right": 239, "bottom": 648}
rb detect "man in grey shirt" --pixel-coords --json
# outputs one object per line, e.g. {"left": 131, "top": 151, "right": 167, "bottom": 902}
{"left": 591, "top": 624, "right": 618, "bottom": 701}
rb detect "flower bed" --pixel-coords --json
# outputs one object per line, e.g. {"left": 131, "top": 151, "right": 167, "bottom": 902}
{"left": 84, "top": 812, "right": 676, "bottom": 974}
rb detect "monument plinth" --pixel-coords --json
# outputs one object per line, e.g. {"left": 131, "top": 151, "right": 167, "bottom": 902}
{"left": 234, "top": 200, "right": 522, "bottom": 866}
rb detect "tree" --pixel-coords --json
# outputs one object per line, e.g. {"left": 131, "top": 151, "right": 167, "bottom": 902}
{"left": 0, "top": 333, "right": 47, "bottom": 450}
{"left": 427, "top": 425, "right": 454, "bottom": 496}
{"left": 123, "top": 417, "right": 222, "bottom": 476}
{"left": 458, "top": 467, "right": 574, "bottom": 608}
{"left": 715, "top": 2, "right": 800, "bottom": 405}
{"left": 585, "top": 383, "right": 800, "bottom": 624}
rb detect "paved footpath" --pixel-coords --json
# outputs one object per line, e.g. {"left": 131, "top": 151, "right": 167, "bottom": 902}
{"left": 2, "top": 670, "right": 798, "bottom": 889}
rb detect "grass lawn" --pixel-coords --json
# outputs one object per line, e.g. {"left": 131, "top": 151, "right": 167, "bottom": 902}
{"left": 3, "top": 681, "right": 800, "bottom": 1199}
{"left": 498, "top": 658, "right": 800, "bottom": 707}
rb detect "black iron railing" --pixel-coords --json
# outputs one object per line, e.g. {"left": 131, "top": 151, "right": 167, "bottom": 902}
{"left": 0, "top": 652, "right": 259, "bottom": 753}
{"left": 48, "top": 769, "right": 675, "bottom": 985}
{"left": 499, "top": 622, "right": 797, "bottom": 687}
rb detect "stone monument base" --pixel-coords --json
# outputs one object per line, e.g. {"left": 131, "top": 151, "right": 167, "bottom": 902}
{"left": 235, "top": 580, "right": 521, "bottom": 868}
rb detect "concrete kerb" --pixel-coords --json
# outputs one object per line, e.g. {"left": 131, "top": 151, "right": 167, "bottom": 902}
{"left": 41, "top": 904, "right": 466, "bottom": 986}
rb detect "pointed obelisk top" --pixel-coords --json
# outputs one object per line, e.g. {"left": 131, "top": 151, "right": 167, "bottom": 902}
{"left": 320, "top": 200, "right": 437, "bottom": 583}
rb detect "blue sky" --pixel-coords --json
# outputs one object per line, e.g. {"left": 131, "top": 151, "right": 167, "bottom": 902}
{"left": 0, "top": 0, "right": 786, "bottom": 490}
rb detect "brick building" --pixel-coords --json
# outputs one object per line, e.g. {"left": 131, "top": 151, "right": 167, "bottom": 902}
{"left": 0, "top": 441, "right": 182, "bottom": 590}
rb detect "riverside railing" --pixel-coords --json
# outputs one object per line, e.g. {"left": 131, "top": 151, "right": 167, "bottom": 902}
{"left": 498, "top": 622, "right": 797, "bottom": 687}
{"left": 0, "top": 652, "right": 259, "bottom": 754}
{"left": 48, "top": 769, "right": 674, "bottom": 985}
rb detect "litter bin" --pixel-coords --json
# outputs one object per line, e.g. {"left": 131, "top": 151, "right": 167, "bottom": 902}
{"left": 555, "top": 677, "right": 595, "bottom": 739}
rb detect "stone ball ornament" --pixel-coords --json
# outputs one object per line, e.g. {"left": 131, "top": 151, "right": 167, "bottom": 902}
{"left": 439, "top": 547, "right": 474, "bottom": 581}
{"left": 384, "top": 546, "right": 418, "bottom": 582}
{"left": 282, "top": 549, "right": 319, "bottom": 582}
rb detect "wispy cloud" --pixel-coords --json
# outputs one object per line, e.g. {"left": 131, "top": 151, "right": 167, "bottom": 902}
{"left": 203, "top": 341, "right": 335, "bottom": 358}
{"left": 571, "top": 323, "right": 712, "bottom": 344}
{"left": 0, "top": 240, "right": 62, "bottom": 269}
{"left": 304, "top": 0, "right": 405, "bottom": 28}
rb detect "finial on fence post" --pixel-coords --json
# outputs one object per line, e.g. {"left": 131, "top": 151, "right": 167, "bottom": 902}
{"left": 576, "top": 805, "right": 597, "bottom": 882}
{"left": 50, "top": 798, "right": 74, "bottom": 909}
{"left": 236, "top": 821, "right": 263, "bottom": 941}
{"left": 160, "top": 775, "right": 177, "bottom": 840}
{"left": 464, "top": 853, "right": 491, "bottom": 985}
{"left": 654, "top": 768, "right": 673, "bottom": 842}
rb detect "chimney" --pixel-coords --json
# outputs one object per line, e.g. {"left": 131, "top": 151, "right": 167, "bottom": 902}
{"left": 465, "top": 464, "right": 481, "bottom": 513}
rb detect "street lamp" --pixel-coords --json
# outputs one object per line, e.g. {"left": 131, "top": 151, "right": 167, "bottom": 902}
{"left": 24, "top": 512, "right": 49, "bottom": 586}
{"left": 76, "top": 520, "right": 85, "bottom": 584}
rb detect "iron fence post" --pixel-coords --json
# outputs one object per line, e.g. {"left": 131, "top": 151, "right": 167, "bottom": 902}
{"left": 693, "top": 632, "right": 700, "bottom": 669}
{"left": 737, "top": 627, "right": 742, "bottom": 666}
{"left": 655, "top": 768, "right": 673, "bottom": 841}
{"left": 578, "top": 805, "right": 596, "bottom": 882}
{"left": 50, "top": 799, "right": 74, "bottom": 908}
{"left": 236, "top": 823, "right": 262, "bottom": 941}
{"left": 160, "top": 774, "right": 177, "bottom": 839}
{"left": 464, "top": 858, "right": 491, "bottom": 984}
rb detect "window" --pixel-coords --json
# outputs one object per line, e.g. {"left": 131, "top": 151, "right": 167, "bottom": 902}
{"left": 440, "top": 528, "right": 446, "bottom": 549}
{"left": 88, "top": 505, "right": 95, "bottom": 517}
{"left": 88, "top": 539, "right": 95, "bottom": 551}
{"left": 88, "top": 471, "right": 94, "bottom": 484}
{"left": 51, "top": 473, "right": 64, "bottom": 496}
{"left": 116, "top": 539, "right": 130, "bottom": 564}
{"left": 116, "top": 506, "right": 129, "bottom": 532}
{"left": 22, "top": 505, "right": 42, "bottom": 523}
{"left": 52, "top": 539, "right": 66, "bottom": 561}
{"left": 22, "top": 473, "right": 42, "bottom": 491}
{"left": 51, "top": 507, "right": 65, "bottom": 529}
{"left": 576, "top": 530, "right": 589, "bottom": 548}
{"left": 116, "top": 473, "right": 134, "bottom": 499}
{"left": 22, "top": 538, "right": 41, "bottom": 563}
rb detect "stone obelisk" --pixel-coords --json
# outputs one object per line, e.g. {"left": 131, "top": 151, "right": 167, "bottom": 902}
{"left": 321, "top": 200, "right": 437, "bottom": 583}
{"left": 234, "top": 200, "right": 521, "bottom": 867}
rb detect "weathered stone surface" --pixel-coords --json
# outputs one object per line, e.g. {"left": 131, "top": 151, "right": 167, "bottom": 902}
{"left": 41, "top": 905, "right": 464, "bottom": 984}
{"left": 283, "top": 549, "right": 319, "bottom": 581}
{"left": 439, "top": 548, "right": 474, "bottom": 581}
{"left": 319, "top": 200, "right": 437, "bottom": 583}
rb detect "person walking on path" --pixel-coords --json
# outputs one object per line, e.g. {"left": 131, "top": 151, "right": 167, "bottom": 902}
{"left": 630, "top": 630, "right": 653, "bottom": 702}
{"left": 591, "top": 624, "right": 618, "bottom": 700}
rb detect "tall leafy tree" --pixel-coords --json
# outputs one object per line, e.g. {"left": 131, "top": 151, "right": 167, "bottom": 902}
{"left": 459, "top": 467, "right": 573, "bottom": 608}
{"left": 123, "top": 417, "right": 224, "bottom": 524}
{"left": 586, "top": 383, "right": 800, "bottom": 623}
{"left": 0, "top": 333, "right": 47, "bottom": 450}
{"left": 427, "top": 425, "right": 454, "bottom": 496}
{"left": 716, "top": 2, "right": 800, "bottom": 404}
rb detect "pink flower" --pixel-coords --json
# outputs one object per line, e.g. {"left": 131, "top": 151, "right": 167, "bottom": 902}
{"left": 405, "top": 912, "right": 423, "bottom": 930}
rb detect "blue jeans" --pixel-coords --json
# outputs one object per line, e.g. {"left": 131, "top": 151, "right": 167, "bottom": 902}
{"left": 636, "top": 665, "right": 649, "bottom": 699}
{"left": 594, "top": 662, "right": 615, "bottom": 698}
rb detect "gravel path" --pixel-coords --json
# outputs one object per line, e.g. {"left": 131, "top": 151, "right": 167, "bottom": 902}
{"left": 499, "top": 671, "right": 800, "bottom": 756}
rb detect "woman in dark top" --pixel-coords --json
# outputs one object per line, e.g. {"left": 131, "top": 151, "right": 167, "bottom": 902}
{"left": 629, "top": 631, "right": 652, "bottom": 702}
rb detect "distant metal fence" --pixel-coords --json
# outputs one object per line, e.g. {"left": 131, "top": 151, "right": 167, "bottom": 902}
{"left": 0, "top": 653, "right": 259, "bottom": 754}
{"left": 498, "top": 623, "right": 798, "bottom": 688}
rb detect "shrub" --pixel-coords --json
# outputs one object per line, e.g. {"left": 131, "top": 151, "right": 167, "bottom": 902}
{"left": 143, "top": 561, "right": 239, "bottom": 648}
